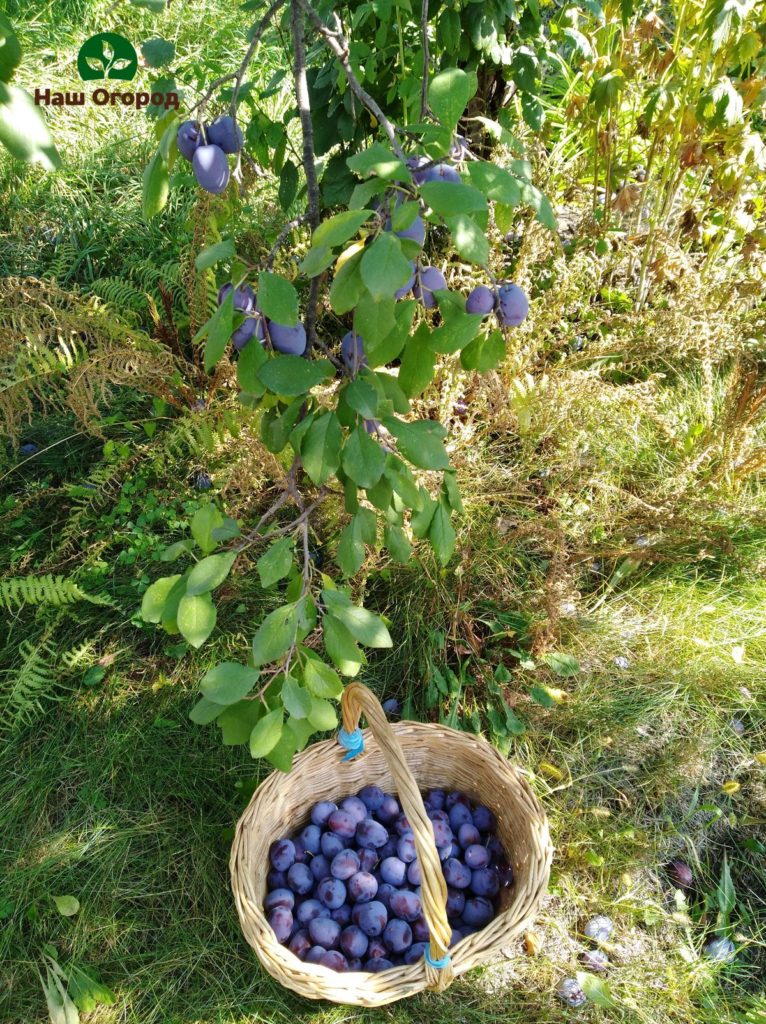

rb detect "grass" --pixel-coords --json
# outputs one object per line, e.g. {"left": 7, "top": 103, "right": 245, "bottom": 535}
{"left": 2, "top": 1, "right": 766, "bottom": 1022}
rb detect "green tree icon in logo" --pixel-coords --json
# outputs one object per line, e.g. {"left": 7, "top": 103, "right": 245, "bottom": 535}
{"left": 77, "top": 33, "right": 138, "bottom": 82}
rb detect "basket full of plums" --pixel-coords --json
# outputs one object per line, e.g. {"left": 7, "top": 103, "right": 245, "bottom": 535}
{"left": 230, "top": 682, "right": 552, "bottom": 1005}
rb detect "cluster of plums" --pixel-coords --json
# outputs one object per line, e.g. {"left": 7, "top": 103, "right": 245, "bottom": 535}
{"left": 216, "top": 282, "right": 306, "bottom": 355}
{"left": 177, "top": 115, "right": 243, "bottom": 194}
{"left": 265, "top": 787, "right": 512, "bottom": 973}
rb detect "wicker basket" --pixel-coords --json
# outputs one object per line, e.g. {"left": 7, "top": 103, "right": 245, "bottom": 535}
{"left": 230, "top": 682, "right": 552, "bottom": 1006}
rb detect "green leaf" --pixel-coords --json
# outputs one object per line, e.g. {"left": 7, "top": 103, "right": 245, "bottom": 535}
{"left": 200, "top": 662, "right": 260, "bottom": 704}
{"left": 420, "top": 181, "right": 487, "bottom": 217}
{"left": 347, "top": 142, "right": 410, "bottom": 181}
{"left": 141, "top": 37, "right": 175, "bottom": 67}
{"left": 195, "top": 239, "right": 235, "bottom": 272}
{"left": 130, "top": 0, "right": 165, "bottom": 9}
{"left": 0, "top": 82, "right": 61, "bottom": 170}
{"left": 160, "top": 539, "right": 194, "bottom": 562}
{"left": 540, "top": 652, "right": 580, "bottom": 677}
{"left": 53, "top": 895, "right": 80, "bottom": 917}
{"left": 429, "top": 496, "right": 456, "bottom": 563}
{"left": 301, "top": 411, "right": 343, "bottom": 485}
{"left": 353, "top": 293, "right": 396, "bottom": 346}
{"left": 342, "top": 425, "right": 387, "bottom": 489}
{"left": 411, "top": 490, "right": 437, "bottom": 538}
{"left": 186, "top": 551, "right": 236, "bottom": 595}
{"left": 193, "top": 289, "right": 234, "bottom": 373}
{"left": 322, "top": 591, "right": 392, "bottom": 648}
{"left": 159, "top": 573, "right": 190, "bottom": 633}
{"left": 177, "top": 592, "right": 217, "bottom": 647}
{"left": 398, "top": 325, "right": 436, "bottom": 397}
{"left": 360, "top": 232, "right": 413, "bottom": 301}
{"left": 308, "top": 696, "right": 337, "bottom": 731}
{"left": 576, "top": 972, "right": 618, "bottom": 1009}
{"left": 467, "top": 162, "right": 522, "bottom": 206}
{"left": 189, "top": 695, "right": 225, "bottom": 725}
{"left": 428, "top": 68, "right": 476, "bottom": 129}
{"left": 444, "top": 213, "right": 489, "bottom": 265}
{"left": 529, "top": 685, "right": 554, "bottom": 708}
{"left": 191, "top": 503, "right": 224, "bottom": 554}
{"left": 345, "top": 378, "right": 380, "bottom": 419}
{"left": 257, "top": 537, "right": 294, "bottom": 588}
{"left": 278, "top": 158, "right": 299, "bottom": 210}
{"left": 384, "top": 418, "right": 450, "bottom": 470}
{"left": 249, "top": 708, "right": 283, "bottom": 758}
{"left": 324, "top": 615, "right": 365, "bottom": 675}
{"left": 141, "top": 574, "right": 181, "bottom": 623}
{"left": 384, "top": 523, "right": 412, "bottom": 562}
{"left": 442, "top": 471, "right": 464, "bottom": 513}
{"left": 266, "top": 725, "right": 298, "bottom": 771}
{"left": 216, "top": 700, "right": 263, "bottom": 745}
{"left": 366, "top": 300, "right": 416, "bottom": 367}
{"left": 314, "top": 209, "right": 372, "bottom": 248}
{"left": 298, "top": 245, "right": 335, "bottom": 278}
{"left": 251, "top": 603, "right": 299, "bottom": 665}
{"left": 385, "top": 459, "right": 423, "bottom": 510}
{"left": 0, "top": 14, "right": 22, "bottom": 83}
{"left": 304, "top": 658, "right": 344, "bottom": 698}
{"left": 330, "top": 250, "right": 366, "bottom": 314}
{"left": 261, "top": 396, "right": 304, "bottom": 453}
{"left": 257, "top": 271, "right": 298, "bottom": 326}
{"left": 460, "top": 330, "right": 506, "bottom": 372}
{"left": 282, "top": 676, "right": 312, "bottom": 718}
{"left": 237, "top": 335, "right": 268, "bottom": 395}
{"left": 258, "top": 356, "right": 333, "bottom": 396}
{"left": 336, "top": 515, "right": 368, "bottom": 577}
{"left": 589, "top": 69, "right": 625, "bottom": 114}
{"left": 142, "top": 150, "right": 169, "bottom": 219}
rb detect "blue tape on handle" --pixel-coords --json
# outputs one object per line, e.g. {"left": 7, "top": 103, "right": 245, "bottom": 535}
{"left": 338, "top": 727, "right": 364, "bottom": 761}
{"left": 425, "top": 945, "right": 451, "bottom": 969}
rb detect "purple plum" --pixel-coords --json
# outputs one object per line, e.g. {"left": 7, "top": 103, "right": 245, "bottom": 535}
{"left": 413, "top": 266, "right": 447, "bottom": 309}
{"left": 192, "top": 144, "right": 230, "bottom": 194}
{"left": 496, "top": 282, "right": 529, "bottom": 327}
{"left": 207, "top": 114, "right": 243, "bottom": 154}
{"left": 177, "top": 120, "right": 202, "bottom": 161}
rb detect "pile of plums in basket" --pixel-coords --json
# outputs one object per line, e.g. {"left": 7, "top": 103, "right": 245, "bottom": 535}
{"left": 264, "top": 788, "right": 513, "bottom": 972}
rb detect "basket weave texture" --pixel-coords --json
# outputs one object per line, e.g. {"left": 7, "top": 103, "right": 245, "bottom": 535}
{"left": 230, "top": 682, "right": 552, "bottom": 1006}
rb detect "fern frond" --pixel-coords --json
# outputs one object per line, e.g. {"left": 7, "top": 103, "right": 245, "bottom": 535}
{"left": 0, "top": 575, "right": 112, "bottom": 611}
{"left": 0, "top": 635, "right": 61, "bottom": 734}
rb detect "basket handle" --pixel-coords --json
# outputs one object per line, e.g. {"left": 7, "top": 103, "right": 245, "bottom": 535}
{"left": 341, "top": 681, "right": 454, "bottom": 989}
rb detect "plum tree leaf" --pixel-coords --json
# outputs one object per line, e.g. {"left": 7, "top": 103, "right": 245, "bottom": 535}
{"left": 177, "top": 592, "right": 217, "bottom": 648}
{"left": 191, "top": 503, "right": 224, "bottom": 554}
{"left": 0, "top": 14, "right": 22, "bottom": 83}
{"left": 398, "top": 324, "right": 436, "bottom": 397}
{"left": 429, "top": 496, "right": 456, "bottom": 564}
{"left": 257, "top": 271, "right": 298, "bottom": 325}
{"left": 257, "top": 356, "right": 333, "bottom": 396}
{"left": 216, "top": 700, "right": 263, "bottom": 745}
{"left": 303, "top": 658, "right": 343, "bottom": 698}
{"left": 323, "top": 614, "right": 365, "bottom": 675}
{"left": 141, "top": 574, "right": 181, "bottom": 623}
{"left": 193, "top": 288, "right": 234, "bottom": 372}
{"left": 360, "top": 232, "right": 413, "bottom": 300}
{"left": 298, "top": 245, "right": 335, "bottom": 277}
{"left": 330, "top": 250, "right": 366, "bottom": 314}
{"left": 301, "top": 411, "right": 343, "bottom": 485}
{"left": 384, "top": 523, "right": 412, "bottom": 563}
{"left": 308, "top": 696, "right": 337, "bottom": 731}
{"left": 313, "top": 209, "right": 372, "bottom": 247}
{"left": 428, "top": 68, "right": 476, "bottom": 129}
{"left": 420, "top": 181, "right": 487, "bottom": 217}
{"left": 249, "top": 708, "right": 283, "bottom": 758}
{"left": 342, "top": 426, "right": 387, "bottom": 489}
{"left": 282, "top": 676, "right": 312, "bottom": 718}
{"left": 322, "top": 590, "right": 392, "bottom": 647}
{"left": 189, "top": 696, "right": 226, "bottom": 725}
{"left": 384, "top": 418, "right": 450, "bottom": 470}
{"left": 141, "top": 37, "right": 175, "bottom": 67}
{"left": 278, "top": 158, "right": 299, "bottom": 210}
{"left": 257, "top": 537, "right": 294, "bottom": 588}
{"left": 467, "top": 162, "right": 522, "bottom": 206}
{"left": 186, "top": 551, "right": 236, "bottom": 595}
{"left": 347, "top": 142, "right": 410, "bottom": 181}
{"left": 200, "top": 662, "right": 260, "bottom": 704}
{"left": 251, "top": 603, "right": 299, "bottom": 665}
{"left": 0, "top": 83, "right": 61, "bottom": 170}
{"left": 195, "top": 238, "right": 235, "bottom": 271}
{"left": 444, "top": 213, "right": 489, "bottom": 265}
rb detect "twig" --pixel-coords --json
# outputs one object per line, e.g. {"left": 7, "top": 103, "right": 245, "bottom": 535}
{"left": 291, "top": 0, "right": 323, "bottom": 355}
{"left": 266, "top": 215, "right": 309, "bottom": 269}
{"left": 188, "top": 0, "right": 287, "bottom": 118}
{"left": 419, "top": 0, "right": 430, "bottom": 119}
{"left": 298, "top": 0, "right": 407, "bottom": 161}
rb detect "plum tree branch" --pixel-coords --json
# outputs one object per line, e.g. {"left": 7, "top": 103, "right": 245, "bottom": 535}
{"left": 420, "top": 0, "right": 430, "bottom": 119}
{"left": 290, "top": 0, "right": 322, "bottom": 356}
{"left": 266, "top": 214, "right": 309, "bottom": 269}
{"left": 297, "top": 0, "right": 407, "bottom": 161}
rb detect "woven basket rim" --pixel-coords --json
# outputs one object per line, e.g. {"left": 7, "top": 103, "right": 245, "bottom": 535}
{"left": 231, "top": 715, "right": 553, "bottom": 1006}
